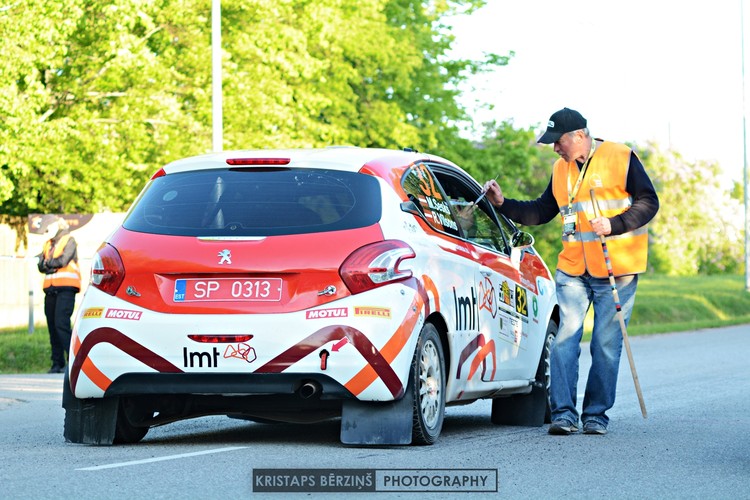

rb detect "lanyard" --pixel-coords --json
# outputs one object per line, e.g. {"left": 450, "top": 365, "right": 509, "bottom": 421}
{"left": 566, "top": 140, "right": 597, "bottom": 210}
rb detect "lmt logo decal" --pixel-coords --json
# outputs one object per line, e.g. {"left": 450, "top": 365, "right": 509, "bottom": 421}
{"left": 354, "top": 307, "right": 391, "bottom": 319}
{"left": 306, "top": 307, "right": 348, "bottom": 319}
{"left": 105, "top": 308, "right": 142, "bottom": 320}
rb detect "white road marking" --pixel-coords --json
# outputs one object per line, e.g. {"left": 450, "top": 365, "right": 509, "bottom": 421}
{"left": 76, "top": 446, "right": 248, "bottom": 471}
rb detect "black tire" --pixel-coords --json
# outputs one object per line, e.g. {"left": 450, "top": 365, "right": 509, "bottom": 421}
{"left": 538, "top": 319, "right": 557, "bottom": 424}
{"left": 409, "top": 323, "right": 446, "bottom": 445}
{"left": 491, "top": 318, "right": 557, "bottom": 426}
{"left": 113, "top": 398, "right": 150, "bottom": 444}
{"left": 63, "top": 371, "right": 119, "bottom": 445}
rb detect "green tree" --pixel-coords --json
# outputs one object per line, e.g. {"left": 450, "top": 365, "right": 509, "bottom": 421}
{"left": 642, "top": 143, "right": 744, "bottom": 275}
{"left": 0, "top": 0, "right": 209, "bottom": 214}
{"left": 1, "top": 0, "right": 504, "bottom": 216}
{"left": 218, "top": 0, "right": 505, "bottom": 154}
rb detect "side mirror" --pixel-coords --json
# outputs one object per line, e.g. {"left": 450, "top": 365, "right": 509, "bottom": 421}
{"left": 510, "top": 231, "right": 534, "bottom": 269}
{"left": 510, "top": 230, "right": 534, "bottom": 249}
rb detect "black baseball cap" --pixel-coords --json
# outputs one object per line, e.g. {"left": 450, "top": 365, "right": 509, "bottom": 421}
{"left": 537, "top": 108, "right": 587, "bottom": 144}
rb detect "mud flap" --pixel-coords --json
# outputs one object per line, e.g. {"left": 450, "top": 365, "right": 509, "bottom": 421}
{"left": 340, "top": 392, "right": 414, "bottom": 445}
{"left": 63, "top": 373, "right": 118, "bottom": 445}
{"left": 490, "top": 385, "right": 546, "bottom": 426}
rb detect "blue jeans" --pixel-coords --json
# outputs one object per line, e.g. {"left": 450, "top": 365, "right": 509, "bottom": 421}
{"left": 550, "top": 270, "right": 638, "bottom": 427}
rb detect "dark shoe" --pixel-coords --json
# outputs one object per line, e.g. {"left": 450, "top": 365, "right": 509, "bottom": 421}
{"left": 548, "top": 420, "right": 579, "bottom": 435}
{"left": 47, "top": 365, "right": 65, "bottom": 374}
{"left": 583, "top": 421, "right": 607, "bottom": 435}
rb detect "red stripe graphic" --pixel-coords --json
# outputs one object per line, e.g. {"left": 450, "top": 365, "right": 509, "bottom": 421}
{"left": 456, "top": 333, "right": 496, "bottom": 380}
{"left": 256, "top": 325, "right": 404, "bottom": 399}
{"left": 70, "top": 327, "right": 183, "bottom": 392}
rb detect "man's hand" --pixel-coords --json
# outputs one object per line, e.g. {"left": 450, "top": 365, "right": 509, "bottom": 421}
{"left": 482, "top": 179, "right": 504, "bottom": 207}
{"left": 589, "top": 216, "right": 612, "bottom": 236}
{"left": 455, "top": 204, "right": 476, "bottom": 230}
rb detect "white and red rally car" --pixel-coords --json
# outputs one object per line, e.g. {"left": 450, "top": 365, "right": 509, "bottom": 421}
{"left": 63, "top": 147, "right": 558, "bottom": 445}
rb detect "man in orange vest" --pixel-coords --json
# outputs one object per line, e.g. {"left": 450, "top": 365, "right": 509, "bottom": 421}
{"left": 37, "top": 216, "right": 81, "bottom": 374}
{"left": 482, "top": 108, "right": 659, "bottom": 435}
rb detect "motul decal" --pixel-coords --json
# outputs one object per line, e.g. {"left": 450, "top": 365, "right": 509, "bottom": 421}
{"left": 353, "top": 306, "right": 391, "bottom": 319}
{"left": 105, "top": 308, "right": 142, "bottom": 320}
{"left": 82, "top": 307, "right": 104, "bottom": 319}
{"left": 306, "top": 307, "right": 348, "bottom": 319}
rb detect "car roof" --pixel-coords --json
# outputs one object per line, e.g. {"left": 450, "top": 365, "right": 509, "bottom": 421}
{"left": 160, "top": 146, "right": 458, "bottom": 174}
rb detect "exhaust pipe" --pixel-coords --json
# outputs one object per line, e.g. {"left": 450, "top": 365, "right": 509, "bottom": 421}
{"left": 298, "top": 380, "right": 321, "bottom": 399}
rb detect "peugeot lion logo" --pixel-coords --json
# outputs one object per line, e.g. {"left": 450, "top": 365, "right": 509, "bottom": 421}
{"left": 218, "top": 249, "right": 232, "bottom": 265}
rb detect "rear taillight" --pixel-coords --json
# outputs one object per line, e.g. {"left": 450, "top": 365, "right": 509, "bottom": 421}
{"left": 339, "top": 240, "right": 415, "bottom": 294}
{"left": 90, "top": 244, "right": 125, "bottom": 296}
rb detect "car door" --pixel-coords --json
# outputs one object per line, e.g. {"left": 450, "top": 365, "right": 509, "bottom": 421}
{"left": 431, "top": 167, "right": 536, "bottom": 382}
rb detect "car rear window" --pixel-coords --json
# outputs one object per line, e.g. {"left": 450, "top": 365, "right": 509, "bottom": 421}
{"left": 123, "top": 168, "right": 382, "bottom": 237}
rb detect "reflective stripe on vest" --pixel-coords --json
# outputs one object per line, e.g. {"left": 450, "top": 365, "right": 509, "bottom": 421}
{"left": 42, "top": 235, "right": 82, "bottom": 290}
{"left": 551, "top": 141, "right": 649, "bottom": 278}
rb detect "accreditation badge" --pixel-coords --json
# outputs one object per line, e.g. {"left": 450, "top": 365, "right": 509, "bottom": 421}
{"left": 562, "top": 207, "right": 576, "bottom": 236}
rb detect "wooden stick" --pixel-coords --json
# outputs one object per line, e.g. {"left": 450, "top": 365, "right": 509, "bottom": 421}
{"left": 590, "top": 189, "right": 647, "bottom": 419}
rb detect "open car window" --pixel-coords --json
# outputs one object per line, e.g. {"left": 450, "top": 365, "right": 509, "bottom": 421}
{"left": 430, "top": 167, "right": 514, "bottom": 255}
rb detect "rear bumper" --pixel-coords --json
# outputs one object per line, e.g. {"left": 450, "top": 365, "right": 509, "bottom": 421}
{"left": 71, "top": 283, "right": 423, "bottom": 402}
{"left": 104, "top": 371, "right": 354, "bottom": 400}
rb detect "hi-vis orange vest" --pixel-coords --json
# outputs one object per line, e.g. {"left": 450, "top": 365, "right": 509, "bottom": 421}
{"left": 551, "top": 141, "right": 649, "bottom": 278}
{"left": 42, "top": 235, "right": 81, "bottom": 290}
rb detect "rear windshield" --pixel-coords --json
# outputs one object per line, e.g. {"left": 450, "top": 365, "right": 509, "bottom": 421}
{"left": 123, "top": 168, "right": 382, "bottom": 237}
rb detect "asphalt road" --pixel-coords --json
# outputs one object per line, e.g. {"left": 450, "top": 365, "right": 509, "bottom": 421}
{"left": 1, "top": 324, "right": 748, "bottom": 499}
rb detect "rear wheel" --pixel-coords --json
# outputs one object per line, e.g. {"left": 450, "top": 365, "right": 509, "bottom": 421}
{"left": 113, "top": 398, "right": 151, "bottom": 444}
{"left": 409, "top": 323, "right": 445, "bottom": 445}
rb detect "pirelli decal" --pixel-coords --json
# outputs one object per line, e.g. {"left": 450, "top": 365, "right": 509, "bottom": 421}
{"left": 354, "top": 306, "right": 392, "bottom": 319}
{"left": 82, "top": 307, "right": 104, "bottom": 319}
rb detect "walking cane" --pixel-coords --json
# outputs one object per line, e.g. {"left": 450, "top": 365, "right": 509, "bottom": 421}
{"left": 590, "top": 189, "right": 648, "bottom": 419}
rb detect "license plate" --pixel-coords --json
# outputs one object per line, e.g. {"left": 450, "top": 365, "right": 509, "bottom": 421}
{"left": 173, "top": 278, "right": 283, "bottom": 302}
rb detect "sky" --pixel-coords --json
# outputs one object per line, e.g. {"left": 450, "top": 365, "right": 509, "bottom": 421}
{"left": 447, "top": 0, "right": 749, "bottom": 184}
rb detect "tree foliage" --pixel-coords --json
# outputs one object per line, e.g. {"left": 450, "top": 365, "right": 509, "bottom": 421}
{"left": 0, "top": 0, "right": 209, "bottom": 214}
{"left": 641, "top": 144, "right": 744, "bottom": 275}
{"left": 0, "top": 0, "right": 501, "bottom": 215}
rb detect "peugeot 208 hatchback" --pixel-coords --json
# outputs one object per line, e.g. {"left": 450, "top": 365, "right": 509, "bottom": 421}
{"left": 64, "top": 147, "right": 558, "bottom": 445}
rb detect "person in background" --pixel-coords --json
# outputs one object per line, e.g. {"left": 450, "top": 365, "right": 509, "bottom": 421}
{"left": 37, "top": 216, "right": 81, "bottom": 374}
{"left": 481, "top": 108, "right": 659, "bottom": 435}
